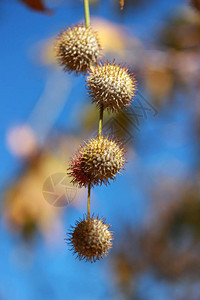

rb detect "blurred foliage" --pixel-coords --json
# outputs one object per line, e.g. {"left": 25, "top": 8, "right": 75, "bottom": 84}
{"left": 111, "top": 183, "right": 200, "bottom": 299}
{"left": 190, "top": 0, "right": 200, "bottom": 12}
{"left": 17, "top": 0, "right": 153, "bottom": 13}
{"left": 120, "top": 0, "right": 124, "bottom": 10}
{"left": 3, "top": 134, "right": 84, "bottom": 241}
{"left": 145, "top": 9, "right": 200, "bottom": 107}
{"left": 158, "top": 9, "right": 200, "bottom": 50}
{"left": 19, "top": 0, "right": 53, "bottom": 13}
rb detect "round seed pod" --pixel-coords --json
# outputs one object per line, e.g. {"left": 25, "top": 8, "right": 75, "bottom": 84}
{"left": 68, "top": 152, "right": 90, "bottom": 187}
{"left": 86, "top": 61, "right": 137, "bottom": 112}
{"left": 55, "top": 24, "right": 101, "bottom": 74}
{"left": 67, "top": 215, "right": 113, "bottom": 263}
{"left": 68, "top": 135, "right": 126, "bottom": 187}
{"left": 190, "top": 0, "right": 200, "bottom": 12}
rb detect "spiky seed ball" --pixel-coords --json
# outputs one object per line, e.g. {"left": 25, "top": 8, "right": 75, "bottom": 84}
{"left": 68, "top": 135, "right": 126, "bottom": 187}
{"left": 68, "top": 152, "right": 91, "bottom": 187}
{"left": 55, "top": 24, "right": 101, "bottom": 74}
{"left": 67, "top": 215, "right": 113, "bottom": 262}
{"left": 190, "top": 0, "right": 200, "bottom": 11}
{"left": 86, "top": 61, "right": 137, "bottom": 112}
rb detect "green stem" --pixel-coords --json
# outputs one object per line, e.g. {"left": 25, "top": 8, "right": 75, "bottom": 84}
{"left": 98, "top": 104, "right": 104, "bottom": 136}
{"left": 84, "top": 0, "right": 91, "bottom": 220}
{"left": 87, "top": 182, "right": 91, "bottom": 219}
{"left": 84, "top": 0, "right": 90, "bottom": 28}
{"left": 84, "top": 0, "right": 103, "bottom": 137}
{"left": 83, "top": 0, "right": 94, "bottom": 220}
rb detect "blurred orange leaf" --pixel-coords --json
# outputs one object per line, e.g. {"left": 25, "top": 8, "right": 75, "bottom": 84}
{"left": 20, "top": 0, "right": 53, "bottom": 14}
{"left": 120, "top": 0, "right": 124, "bottom": 9}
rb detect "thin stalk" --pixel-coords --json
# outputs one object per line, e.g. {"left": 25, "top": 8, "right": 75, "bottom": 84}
{"left": 98, "top": 104, "right": 104, "bottom": 136}
{"left": 84, "top": 0, "right": 92, "bottom": 220}
{"left": 84, "top": 0, "right": 104, "bottom": 136}
{"left": 87, "top": 182, "right": 91, "bottom": 219}
{"left": 84, "top": 0, "right": 90, "bottom": 28}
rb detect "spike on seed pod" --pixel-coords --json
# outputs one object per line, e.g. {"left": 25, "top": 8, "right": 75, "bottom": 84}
{"left": 55, "top": 24, "right": 101, "bottom": 74}
{"left": 86, "top": 60, "right": 137, "bottom": 112}
{"left": 68, "top": 135, "right": 126, "bottom": 187}
{"left": 67, "top": 215, "right": 113, "bottom": 263}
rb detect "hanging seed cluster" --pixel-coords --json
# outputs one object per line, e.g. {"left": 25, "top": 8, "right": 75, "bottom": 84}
{"left": 55, "top": 24, "right": 101, "bottom": 74}
{"left": 68, "top": 135, "right": 126, "bottom": 187}
{"left": 55, "top": 19, "right": 136, "bottom": 262}
{"left": 68, "top": 215, "right": 113, "bottom": 263}
{"left": 87, "top": 61, "right": 137, "bottom": 112}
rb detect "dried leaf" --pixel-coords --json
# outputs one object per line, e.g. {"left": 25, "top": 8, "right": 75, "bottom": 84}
{"left": 120, "top": 0, "right": 124, "bottom": 10}
{"left": 20, "top": 0, "right": 53, "bottom": 14}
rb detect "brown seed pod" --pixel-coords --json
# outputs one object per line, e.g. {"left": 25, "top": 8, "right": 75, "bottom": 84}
{"left": 190, "top": 0, "right": 200, "bottom": 12}
{"left": 55, "top": 24, "right": 101, "bottom": 74}
{"left": 68, "top": 135, "right": 126, "bottom": 187}
{"left": 86, "top": 61, "right": 137, "bottom": 112}
{"left": 67, "top": 215, "right": 113, "bottom": 263}
{"left": 68, "top": 152, "right": 91, "bottom": 187}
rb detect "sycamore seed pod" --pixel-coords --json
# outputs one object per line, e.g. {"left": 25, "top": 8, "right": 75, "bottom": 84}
{"left": 68, "top": 135, "right": 126, "bottom": 187}
{"left": 86, "top": 61, "right": 137, "bottom": 112}
{"left": 67, "top": 215, "right": 113, "bottom": 263}
{"left": 55, "top": 24, "right": 101, "bottom": 74}
{"left": 68, "top": 152, "right": 90, "bottom": 187}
